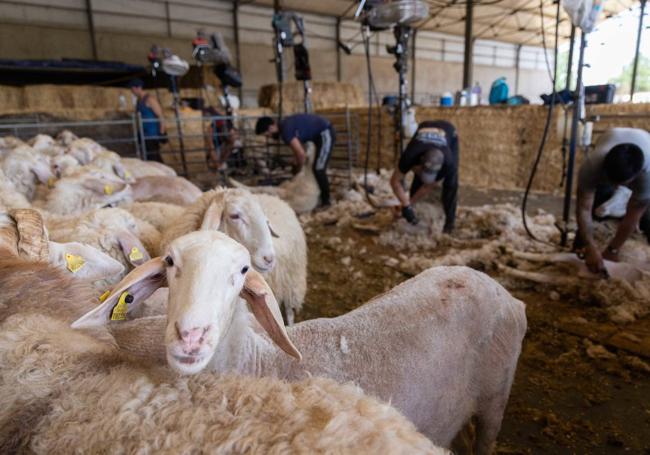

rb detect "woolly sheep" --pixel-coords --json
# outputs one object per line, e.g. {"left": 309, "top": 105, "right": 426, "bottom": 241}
{"left": 122, "top": 201, "right": 185, "bottom": 233}
{"left": 76, "top": 231, "right": 527, "bottom": 453}
{"left": 0, "top": 312, "right": 445, "bottom": 454}
{"left": 131, "top": 175, "right": 202, "bottom": 206}
{"left": 160, "top": 188, "right": 306, "bottom": 322}
{"left": 0, "top": 145, "right": 54, "bottom": 200}
{"left": 67, "top": 137, "right": 105, "bottom": 164}
{"left": 0, "top": 209, "right": 124, "bottom": 284}
{"left": 89, "top": 150, "right": 134, "bottom": 183}
{"left": 0, "top": 170, "right": 31, "bottom": 210}
{"left": 229, "top": 144, "right": 320, "bottom": 213}
{"left": 56, "top": 129, "right": 79, "bottom": 146}
{"left": 122, "top": 157, "right": 177, "bottom": 178}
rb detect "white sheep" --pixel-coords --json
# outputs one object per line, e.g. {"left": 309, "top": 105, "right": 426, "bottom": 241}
{"left": 229, "top": 144, "right": 320, "bottom": 213}
{"left": 46, "top": 208, "right": 154, "bottom": 287}
{"left": 66, "top": 137, "right": 105, "bottom": 164}
{"left": 0, "top": 209, "right": 124, "bottom": 284}
{"left": 131, "top": 175, "right": 202, "bottom": 206}
{"left": 0, "top": 311, "right": 445, "bottom": 454}
{"left": 121, "top": 157, "right": 177, "bottom": 178}
{"left": 56, "top": 129, "right": 79, "bottom": 146}
{"left": 0, "top": 145, "right": 54, "bottom": 200}
{"left": 121, "top": 201, "right": 185, "bottom": 233}
{"left": 0, "top": 170, "right": 31, "bottom": 210}
{"left": 161, "top": 187, "right": 306, "bottom": 322}
{"left": 76, "top": 230, "right": 527, "bottom": 453}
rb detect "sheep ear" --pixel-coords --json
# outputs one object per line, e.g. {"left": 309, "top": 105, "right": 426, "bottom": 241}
{"left": 71, "top": 257, "right": 166, "bottom": 329}
{"left": 116, "top": 230, "right": 151, "bottom": 266}
{"left": 240, "top": 269, "right": 302, "bottom": 360}
{"left": 267, "top": 221, "right": 280, "bottom": 238}
{"left": 201, "top": 199, "right": 224, "bottom": 231}
{"left": 31, "top": 162, "right": 54, "bottom": 184}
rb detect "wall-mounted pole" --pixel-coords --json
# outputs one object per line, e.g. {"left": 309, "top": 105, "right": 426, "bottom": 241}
{"left": 514, "top": 44, "right": 522, "bottom": 94}
{"left": 233, "top": 0, "right": 243, "bottom": 101}
{"left": 462, "top": 0, "right": 474, "bottom": 89}
{"left": 85, "top": 0, "right": 98, "bottom": 60}
{"left": 165, "top": 1, "right": 172, "bottom": 38}
{"left": 631, "top": 0, "right": 647, "bottom": 102}
{"left": 411, "top": 29, "right": 417, "bottom": 102}
{"left": 565, "top": 25, "right": 576, "bottom": 91}
{"left": 336, "top": 17, "right": 342, "bottom": 82}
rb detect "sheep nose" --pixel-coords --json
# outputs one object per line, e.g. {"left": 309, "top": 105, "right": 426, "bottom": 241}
{"left": 263, "top": 255, "right": 275, "bottom": 266}
{"left": 175, "top": 323, "right": 209, "bottom": 354}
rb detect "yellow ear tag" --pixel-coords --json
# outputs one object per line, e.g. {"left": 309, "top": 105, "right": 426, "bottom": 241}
{"left": 98, "top": 290, "right": 111, "bottom": 303}
{"left": 110, "top": 291, "right": 133, "bottom": 321}
{"left": 129, "top": 247, "right": 143, "bottom": 262}
{"left": 104, "top": 184, "right": 113, "bottom": 195}
{"left": 125, "top": 171, "right": 132, "bottom": 179}
{"left": 65, "top": 253, "right": 86, "bottom": 273}
{"left": 47, "top": 177, "right": 56, "bottom": 188}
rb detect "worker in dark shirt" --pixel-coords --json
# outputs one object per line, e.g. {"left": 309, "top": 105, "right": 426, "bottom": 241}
{"left": 256, "top": 114, "right": 335, "bottom": 207}
{"left": 128, "top": 78, "right": 166, "bottom": 163}
{"left": 390, "top": 120, "right": 459, "bottom": 233}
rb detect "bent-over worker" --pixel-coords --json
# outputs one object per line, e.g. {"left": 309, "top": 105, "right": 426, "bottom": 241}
{"left": 255, "top": 114, "right": 335, "bottom": 207}
{"left": 575, "top": 127, "right": 650, "bottom": 274}
{"left": 390, "top": 120, "right": 459, "bottom": 233}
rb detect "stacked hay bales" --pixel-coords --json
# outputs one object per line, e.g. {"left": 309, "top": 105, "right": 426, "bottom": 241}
{"left": 258, "top": 81, "right": 364, "bottom": 114}
{"left": 158, "top": 107, "right": 210, "bottom": 179}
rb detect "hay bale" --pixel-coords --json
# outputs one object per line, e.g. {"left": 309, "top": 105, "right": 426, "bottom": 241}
{"left": 258, "top": 81, "right": 364, "bottom": 114}
{"left": 158, "top": 107, "right": 210, "bottom": 177}
{"left": 0, "top": 86, "right": 25, "bottom": 109}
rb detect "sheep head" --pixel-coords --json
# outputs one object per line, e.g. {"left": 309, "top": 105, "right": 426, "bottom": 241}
{"left": 201, "top": 189, "right": 278, "bottom": 272}
{"left": 72, "top": 231, "right": 301, "bottom": 374}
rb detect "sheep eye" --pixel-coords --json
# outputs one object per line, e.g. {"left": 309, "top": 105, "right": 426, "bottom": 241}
{"left": 229, "top": 213, "right": 241, "bottom": 220}
{"left": 241, "top": 265, "right": 249, "bottom": 274}
{"left": 165, "top": 256, "right": 174, "bottom": 267}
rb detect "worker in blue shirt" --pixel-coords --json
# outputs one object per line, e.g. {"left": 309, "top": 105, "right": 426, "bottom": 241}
{"left": 128, "top": 78, "right": 166, "bottom": 163}
{"left": 256, "top": 114, "right": 335, "bottom": 207}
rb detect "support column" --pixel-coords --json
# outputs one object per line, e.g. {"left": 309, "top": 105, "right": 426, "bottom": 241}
{"left": 336, "top": 17, "right": 342, "bottom": 82}
{"left": 233, "top": 0, "right": 243, "bottom": 101}
{"left": 85, "top": 0, "right": 98, "bottom": 60}
{"left": 565, "top": 25, "right": 576, "bottom": 91}
{"left": 411, "top": 29, "right": 417, "bottom": 102}
{"left": 514, "top": 44, "right": 522, "bottom": 94}
{"left": 462, "top": 0, "right": 474, "bottom": 89}
{"left": 631, "top": 0, "right": 647, "bottom": 102}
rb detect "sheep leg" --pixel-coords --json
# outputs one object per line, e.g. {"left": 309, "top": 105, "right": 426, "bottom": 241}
{"left": 497, "top": 263, "right": 575, "bottom": 286}
{"left": 284, "top": 304, "right": 295, "bottom": 326}
{"left": 510, "top": 250, "right": 579, "bottom": 264}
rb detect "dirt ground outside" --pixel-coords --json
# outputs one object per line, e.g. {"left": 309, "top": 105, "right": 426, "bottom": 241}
{"left": 297, "top": 187, "right": 650, "bottom": 454}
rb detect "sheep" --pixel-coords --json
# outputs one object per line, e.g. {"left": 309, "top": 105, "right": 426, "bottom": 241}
{"left": 122, "top": 157, "right": 177, "bottom": 178}
{"left": 0, "top": 312, "right": 446, "bottom": 455}
{"left": 76, "top": 230, "right": 527, "bottom": 453}
{"left": 46, "top": 208, "right": 154, "bottom": 287}
{"left": 594, "top": 186, "right": 632, "bottom": 219}
{"left": 0, "top": 209, "right": 124, "bottom": 287}
{"left": 160, "top": 187, "right": 305, "bottom": 322}
{"left": 37, "top": 168, "right": 133, "bottom": 215}
{"left": 0, "top": 170, "right": 31, "bottom": 210}
{"left": 56, "top": 129, "right": 79, "bottom": 146}
{"left": 121, "top": 201, "right": 185, "bottom": 233}
{"left": 0, "top": 136, "right": 26, "bottom": 154}
{"left": 131, "top": 175, "right": 202, "bottom": 206}
{"left": 229, "top": 143, "right": 320, "bottom": 213}
{"left": 66, "top": 137, "right": 105, "bottom": 164}
{"left": 87, "top": 150, "right": 134, "bottom": 183}
{"left": 0, "top": 145, "right": 54, "bottom": 200}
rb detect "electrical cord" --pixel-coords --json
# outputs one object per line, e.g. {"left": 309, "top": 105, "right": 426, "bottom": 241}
{"left": 520, "top": 0, "right": 561, "bottom": 243}
{"left": 362, "top": 26, "right": 383, "bottom": 209}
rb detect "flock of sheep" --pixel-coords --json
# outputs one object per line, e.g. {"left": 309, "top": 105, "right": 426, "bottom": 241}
{"left": 0, "top": 131, "right": 528, "bottom": 453}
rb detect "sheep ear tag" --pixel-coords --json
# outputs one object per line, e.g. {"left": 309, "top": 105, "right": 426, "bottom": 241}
{"left": 65, "top": 253, "right": 86, "bottom": 273}
{"left": 104, "top": 184, "right": 113, "bottom": 195}
{"left": 129, "top": 247, "right": 144, "bottom": 262}
{"left": 71, "top": 257, "right": 166, "bottom": 329}
{"left": 47, "top": 177, "right": 56, "bottom": 188}
{"left": 240, "top": 269, "right": 302, "bottom": 361}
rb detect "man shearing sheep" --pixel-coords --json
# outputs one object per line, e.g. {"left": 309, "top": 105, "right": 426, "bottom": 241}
{"left": 390, "top": 120, "right": 459, "bottom": 233}
{"left": 575, "top": 127, "right": 650, "bottom": 274}
{"left": 256, "top": 114, "right": 335, "bottom": 208}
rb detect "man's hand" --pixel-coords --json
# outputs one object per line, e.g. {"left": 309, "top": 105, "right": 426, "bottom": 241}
{"left": 443, "top": 224, "right": 453, "bottom": 234}
{"left": 584, "top": 245, "right": 606, "bottom": 275}
{"left": 401, "top": 205, "right": 419, "bottom": 225}
{"left": 602, "top": 246, "right": 619, "bottom": 262}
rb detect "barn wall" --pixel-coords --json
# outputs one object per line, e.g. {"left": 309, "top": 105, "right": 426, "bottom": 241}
{"left": 0, "top": 0, "right": 553, "bottom": 106}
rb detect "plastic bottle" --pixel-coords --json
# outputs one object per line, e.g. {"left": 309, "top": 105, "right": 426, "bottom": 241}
{"left": 471, "top": 82, "right": 482, "bottom": 106}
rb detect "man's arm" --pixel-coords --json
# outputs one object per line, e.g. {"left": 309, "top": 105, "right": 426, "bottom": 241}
{"left": 390, "top": 169, "right": 410, "bottom": 207}
{"left": 147, "top": 96, "right": 166, "bottom": 134}
{"left": 604, "top": 198, "right": 650, "bottom": 260}
{"left": 441, "top": 169, "right": 458, "bottom": 233}
{"left": 576, "top": 188, "right": 605, "bottom": 273}
{"left": 288, "top": 137, "right": 306, "bottom": 168}
{"left": 410, "top": 181, "right": 437, "bottom": 204}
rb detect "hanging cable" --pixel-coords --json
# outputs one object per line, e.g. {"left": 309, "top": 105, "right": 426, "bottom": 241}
{"left": 521, "top": 0, "right": 561, "bottom": 243}
{"left": 362, "top": 26, "right": 383, "bottom": 208}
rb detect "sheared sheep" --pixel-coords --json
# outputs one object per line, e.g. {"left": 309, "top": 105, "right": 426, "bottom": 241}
{"left": 0, "top": 145, "right": 54, "bottom": 200}
{"left": 229, "top": 144, "right": 320, "bottom": 213}
{"left": 160, "top": 187, "right": 305, "bottom": 322}
{"left": 76, "top": 230, "right": 527, "bottom": 453}
{"left": 0, "top": 312, "right": 445, "bottom": 454}
{"left": 0, "top": 209, "right": 124, "bottom": 286}
{"left": 131, "top": 175, "right": 202, "bottom": 206}
{"left": 122, "top": 201, "right": 185, "bottom": 233}
{"left": 122, "top": 157, "right": 177, "bottom": 178}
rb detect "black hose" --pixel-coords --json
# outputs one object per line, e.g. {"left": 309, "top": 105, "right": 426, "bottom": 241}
{"left": 521, "top": 0, "right": 561, "bottom": 243}
{"left": 362, "top": 27, "right": 381, "bottom": 209}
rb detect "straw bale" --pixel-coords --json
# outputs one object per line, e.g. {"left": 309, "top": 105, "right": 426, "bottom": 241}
{"left": 0, "top": 86, "right": 25, "bottom": 109}
{"left": 158, "top": 107, "right": 210, "bottom": 176}
{"left": 258, "top": 81, "right": 364, "bottom": 114}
